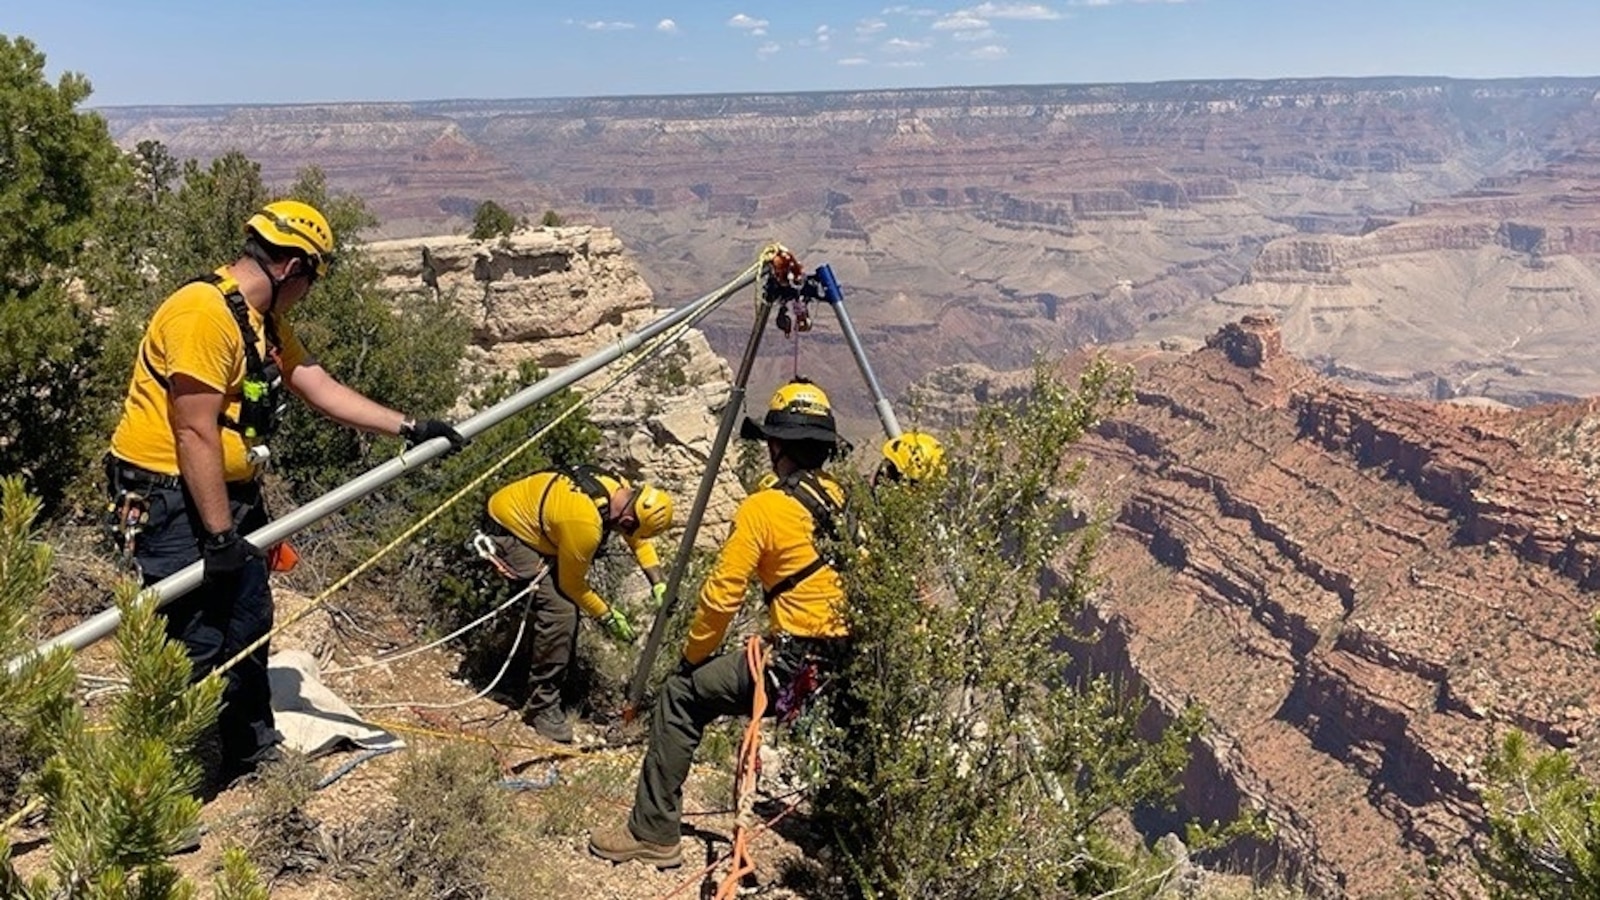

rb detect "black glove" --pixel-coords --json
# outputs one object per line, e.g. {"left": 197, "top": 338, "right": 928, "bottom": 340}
{"left": 401, "top": 418, "right": 468, "bottom": 454}
{"left": 201, "top": 528, "right": 261, "bottom": 583}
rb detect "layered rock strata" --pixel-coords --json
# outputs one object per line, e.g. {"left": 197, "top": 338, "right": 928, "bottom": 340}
{"left": 365, "top": 226, "right": 744, "bottom": 544}
{"left": 927, "top": 315, "right": 1600, "bottom": 896}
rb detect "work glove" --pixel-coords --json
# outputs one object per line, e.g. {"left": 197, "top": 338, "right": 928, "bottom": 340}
{"left": 201, "top": 528, "right": 262, "bottom": 584}
{"left": 649, "top": 582, "right": 669, "bottom": 611}
{"left": 401, "top": 418, "right": 468, "bottom": 455}
{"left": 598, "top": 608, "right": 636, "bottom": 643}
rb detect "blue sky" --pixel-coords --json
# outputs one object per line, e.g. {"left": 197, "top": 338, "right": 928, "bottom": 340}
{"left": 7, "top": 0, "right": 1599, "bottom": 107}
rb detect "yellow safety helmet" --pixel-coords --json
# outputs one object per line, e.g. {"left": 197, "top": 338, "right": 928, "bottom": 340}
{"left": 881, "top": 431, "right": 946, "bottom": 483}
{"left": 739, "top": 378, "right": 839, "bottom": 444}
{"left": 629, "top": 484, "right": 673, "bottom": 540}
{"left": 246, "top": 199, "right": 336, "bottom": 279}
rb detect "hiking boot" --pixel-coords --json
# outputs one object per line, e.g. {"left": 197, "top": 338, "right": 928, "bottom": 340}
{"left": 526, "top": 705, "right": 573, "bottom": 744}
{"left": 588, "top": 824, "right": 683, "bottom": 868}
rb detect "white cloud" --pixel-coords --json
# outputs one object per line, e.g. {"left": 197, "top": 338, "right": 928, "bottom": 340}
{"left": 883, "top": 37, "right": 934, "bottom": 53}
{"left": 856, "top": 18, "right": 888, "bottom": 38}
{"left": 656, "top": 18, "right": 679, "bottom": 33}
{"left": 1071, "top": 0, "right": 1185, "bottom": 5}
{"left": 881, "top": 4, "right": 938, "bottom": 14}
{"left": 727, "top": 13, "right": 770, "bottom": 32}
{"left": 958, "top": 43, "right": 1009, "bottom": 59}
{"left": 933, "top": 13, "right": 988, "bottom": 30}
{"left": 757, "top": 41, "right": 781, "bottom": 58}
{"left": 884, "top": 60, "right": 927, "bottom": 68}
{"left": 952, "top": 27, "right": 997, "bottom": 40}
{"left": 838, "top": 56, "right": 870, "bottom": 66}
{"left": 582, "top": 20, "right": 635, "bottom": 30}
{"left": 972, "top": 2, "right": 1062, "bottom": 18}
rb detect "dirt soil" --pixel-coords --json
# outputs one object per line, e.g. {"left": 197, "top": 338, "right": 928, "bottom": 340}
{"left": 13, "top": 578, "right": 818, "bottom": 900}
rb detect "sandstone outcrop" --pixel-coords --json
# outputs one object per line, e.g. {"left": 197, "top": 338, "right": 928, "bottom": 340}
{"left": 923, "top": 316, "right": 1600, "bottom": 896}
{"left": 365, "top": 226, "right": 743, "bottom": 545}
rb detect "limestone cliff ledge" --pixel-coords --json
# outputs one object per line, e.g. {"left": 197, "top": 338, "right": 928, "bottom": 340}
{"left": 366, "top": 226, "right": 743, "bottom": 547}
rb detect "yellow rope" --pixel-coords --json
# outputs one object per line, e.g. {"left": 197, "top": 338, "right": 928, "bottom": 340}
{"left": 213, "top": 282, "right": 727, "bottom": 679}
{"left": 1, "top": 795, "right": 43, "bottom": 833}
{"left": 212, "top": 257, "right": 765, "bottom": 680}
{"left": 367, "top": 717, "right": 636, "bottom": 759}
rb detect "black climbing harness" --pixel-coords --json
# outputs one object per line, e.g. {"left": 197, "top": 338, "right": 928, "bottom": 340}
{"left": 139, "top": 272, "right": 288, "bottom": 448}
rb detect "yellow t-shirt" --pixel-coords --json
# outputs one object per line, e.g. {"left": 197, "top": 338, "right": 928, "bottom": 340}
{"left": 486, "top": 471, "right": 662, "bottom": 619}
{"left": 110, "top": 269, "right": 309, "bottom": 483}
{"left": 684, "top": 473, "right": 849, "bottom": 665}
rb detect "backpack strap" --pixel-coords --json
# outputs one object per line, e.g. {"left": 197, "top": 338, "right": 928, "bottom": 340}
{"left": 562, "top": 465, "right": 614, "bottom": 514}
{"left": 535, "top": 466, "right": 619, "bottom": 548}
{"left": 139, "top": 272, "right": 284, "bottom": 440}
{"left": 763, "top": 470, "right": 846, "bottom": 604}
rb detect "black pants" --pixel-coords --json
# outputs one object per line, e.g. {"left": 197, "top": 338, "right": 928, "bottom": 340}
{"left": 120, "top": 469, "right": 281, "bottom": 774}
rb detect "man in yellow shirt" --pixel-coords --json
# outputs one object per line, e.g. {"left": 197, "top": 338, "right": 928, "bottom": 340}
{"left": 106, "top": 200, "right": 465, "bottom": 786}
{"left": 482, "top": 467, "right": 673, "bottom": 743}
{"left": 590, "top": 379, "right": 851, "bottom": 868}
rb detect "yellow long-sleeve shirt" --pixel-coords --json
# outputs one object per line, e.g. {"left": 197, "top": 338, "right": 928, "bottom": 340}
{"left": 683, "top": 474, "right": 849, "bottom": 665}
{"left": 486, "top": 471, "right": 660, "bottom": 618}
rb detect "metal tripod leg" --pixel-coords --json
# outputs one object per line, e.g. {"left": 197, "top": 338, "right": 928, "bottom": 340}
{"left": 815, "top": 264, "right": 902, "bottom": 440}
{"left": 626, "top": 284, "right": 778, "bottom": 714}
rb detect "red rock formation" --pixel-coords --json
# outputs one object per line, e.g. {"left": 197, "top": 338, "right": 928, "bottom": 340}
{"left": 1052, "top": 316, "right": 1600, "bottom": 896}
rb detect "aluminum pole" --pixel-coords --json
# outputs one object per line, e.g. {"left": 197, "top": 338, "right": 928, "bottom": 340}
{"left": 14, "top": 266, "right": 758, "bottom": 671}
{"left": 626, "top": 277, "right": 777, "bottom": 712}
{"left": 815, "top": 264, "right": 901, "bottom": 439}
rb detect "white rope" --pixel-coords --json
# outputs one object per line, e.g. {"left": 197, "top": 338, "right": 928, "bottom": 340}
{"left": 323, "top": 572, "right": 544, "bottom": 676}
{"left": 352, "top": 587, "right": 534, "bottom": 712}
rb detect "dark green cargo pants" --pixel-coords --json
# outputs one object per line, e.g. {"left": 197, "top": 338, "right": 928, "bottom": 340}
{"left": 628, "top": 649, "right": 757, "bottom": 844}
{"left": 487, "top": 533, "right": 577, "bottom": 716}
{"left": 627, "top": 636, "right": 852, "bottom": 845}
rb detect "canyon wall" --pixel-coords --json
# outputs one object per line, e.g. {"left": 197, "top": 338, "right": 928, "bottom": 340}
{"left": 98, "top": 77, "right": 1600, "bottom": 427}
{"left": 363, "top": 225, "right": 744, "bottom": 544}
{"left": 921, "top": 316, "right": 1600, "bottom": 896}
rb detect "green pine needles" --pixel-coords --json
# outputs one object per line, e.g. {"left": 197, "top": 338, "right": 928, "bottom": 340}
{"left": 0, "top": 475, "right": 263, "bottom": 898}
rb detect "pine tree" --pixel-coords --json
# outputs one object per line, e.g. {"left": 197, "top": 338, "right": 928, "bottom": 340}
{"left": 0, "top": 477, "right": 75, "bottom": 820}
{"left": 0, "top": 37, "right": 128, "bottom": 512}
{"left": 0, "top": 475, "right": 262, "bottom": 897}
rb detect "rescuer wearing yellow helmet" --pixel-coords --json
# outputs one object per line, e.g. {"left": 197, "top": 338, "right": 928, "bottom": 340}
{"left": 591, "top": 378, "right": 851, "bottom": 868}
{"left": 106, "top": 200, "right": 467, "bottom": 788}
{"left": 481, "top": 467, "right": 674, "bottom": 743}
{"left": 877, "top": 430, "right": 947, "bottom": 485}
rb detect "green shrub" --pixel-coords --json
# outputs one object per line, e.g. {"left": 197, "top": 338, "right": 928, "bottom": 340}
{"left": 470, "top": 201, "right": 518, "bottom": 241}
{"left": 815, "top": 358, "right": 1211, "bottom": 897}
{"left": 1478, "top": 729, "right": 1600, "bottom": 897}
{"left": 341, "top": 746, "right": 510, "bottom": 900}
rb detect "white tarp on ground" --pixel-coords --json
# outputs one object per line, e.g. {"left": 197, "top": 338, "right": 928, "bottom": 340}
{"left": 267, "top": 650, "right": 404, "bottom": 757}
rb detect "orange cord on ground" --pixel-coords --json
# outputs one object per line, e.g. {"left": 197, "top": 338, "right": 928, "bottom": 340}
{"left": 715, "top": 634, "right": 770, "bottom": 900}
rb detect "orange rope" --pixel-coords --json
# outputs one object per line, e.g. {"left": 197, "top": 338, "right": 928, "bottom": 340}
{"left": 715, "top": 635, "right": 769, "bottom": 899}
{"left": 658, "top": 794, "right": 803, "bottom": 900}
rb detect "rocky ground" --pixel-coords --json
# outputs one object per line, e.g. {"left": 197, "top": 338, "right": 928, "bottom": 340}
{"left": 12, "top": 575, "right": 824, "bottom": 900}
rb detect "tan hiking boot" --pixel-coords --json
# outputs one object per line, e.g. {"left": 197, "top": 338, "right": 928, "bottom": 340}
{"left": 588, "top": 824, "right": 683, "bottom": 868}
